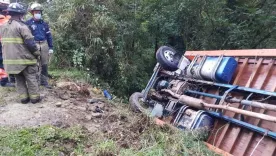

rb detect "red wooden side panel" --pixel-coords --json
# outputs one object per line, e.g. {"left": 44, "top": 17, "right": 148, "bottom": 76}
{"left": 185, "top": 49, "right": 276, "bottom": 156}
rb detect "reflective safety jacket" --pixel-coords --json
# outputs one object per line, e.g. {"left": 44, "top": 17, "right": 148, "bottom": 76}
{"left": 0, "top": 18, "right": 39, "bottom": 74}
{"left": 26, "top": 18, "right": 53, "bottom": 49}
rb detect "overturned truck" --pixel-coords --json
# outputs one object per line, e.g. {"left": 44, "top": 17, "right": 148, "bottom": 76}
{"left": 130, "top": 47, "right": 276, "bottom": 156}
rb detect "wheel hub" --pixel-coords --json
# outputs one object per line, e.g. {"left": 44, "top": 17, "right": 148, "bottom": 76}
{"left": 164, "top": 50, "right": 174, "bottom": 62}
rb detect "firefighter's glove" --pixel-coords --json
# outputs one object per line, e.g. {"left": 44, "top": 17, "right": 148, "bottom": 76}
{"left": 49, "top": 49, "right": 53, "bottom": 54}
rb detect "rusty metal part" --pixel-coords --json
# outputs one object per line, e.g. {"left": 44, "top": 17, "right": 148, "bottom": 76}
{"left": 169, "top": 80, "right": 188, "bottom": 94}
{"left": 228, "top": 98, "right": 276, "bottom": 111}
{"left": 219, "top": 86, "right": 238, "bottom": 105}
{"left": 149, "top": 90, "right": 166, "bottom": 101}
{"left": 162, "top": 89, "right": 276, "bottom": 123}
{"left": 185, "top": 90, "right": 276, "bottom": 111}
{"left": 160, "top": 70, "right": 175, "bottom": 76}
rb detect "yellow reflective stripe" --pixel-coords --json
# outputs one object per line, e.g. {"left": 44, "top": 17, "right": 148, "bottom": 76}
{"left": 2, "top": 38, "right": 24, "bottom": 44}
{"left": 2, "top": 38, "right": 23, "bottom": 41}
{"left": 4, "top": 59, "right": 37, "bottom": 65}
{"left": 2, "top": 38, "right": 23, "bottom": 40}
{"left": 30, "top": 94, "right": 40, "bottom": 99}
{"left": 2, "top": 41, "right": 23, "bottom": 43}
{"left": 7, "top": 71, "right": 21, "bottom": 74}
{"left": 19, "top": 94, "right": 29, "bottom": 99}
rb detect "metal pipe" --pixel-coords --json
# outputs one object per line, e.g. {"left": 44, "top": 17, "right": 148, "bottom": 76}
{"left": 186, "top": 90, "right": 276, "bottom": 111}
{"left": 186, "top": 90, "right": 222, "bottom": 99}
{"left": 143, "top": 63, "right": 161, "bottom": 101}
{"left": 229, "top": 98, "right": 276, "bottom": 111}
{"left": 207, "top": 111, "right": 276, "bottom": 140}
{"left": 162, "top": 89, "right": 276, "bottom": 123}
{"left": 181, "top": 78, "right": 276, "bottom": 97}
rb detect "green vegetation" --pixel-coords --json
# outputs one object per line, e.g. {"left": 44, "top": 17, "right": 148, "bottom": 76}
{"left": 0, "top": 123, "right": 216, "bottom": 156}
{"left": 44, "top": 0, "right": 276, "bottom": 98}
{"left": 0, "top": 67, "right": 217, "bottom": 156}
{"left": 0, "top": 71, "right": 216, "bottom": 156}
{"left": 18, "top": 0, "right": 276, "bottom": 98}
{"left": 2, "top": 1, "right": 275, "bottom": 155}
{"left": 49, "top": 69, "right": 110, "bottom": 89}
{"left": 0, "top": 126, "right": 85, "bottom": 156}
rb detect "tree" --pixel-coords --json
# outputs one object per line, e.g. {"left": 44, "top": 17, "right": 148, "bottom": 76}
{"left": 41, "top": 0, "right": 276, "bottom": 97}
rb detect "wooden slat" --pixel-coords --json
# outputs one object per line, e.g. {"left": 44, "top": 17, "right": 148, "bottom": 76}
{"left": 245, "top": 58, "right": 264, "bottom": 87}
{"left": 188, "top": 51, "right": 276, "bottom": 155}
{"left": 233, "top": 58, "right": 249, "bottom": 85}
{"left": 261, "top": 79, "right": 276, "bottom": 156}
{"left": 262, "top": 141, "right": 276, "bottom": 156}
{"left": 204, "top": 142, "right": 234, "bottom": 156}
{"left": 214, "top": 58, "right": 248, "bottom": 147}
{"left": 185, "top": 49, "right": 276, "bottom": 57}
{"left": 226, "top": 58, "right": 265, "bottom": 153}
{"left": 207, "top": 58, "right": 240, "bottom": 144}
{"left": 238, "top": 59, "right": 275, "bottom": 156}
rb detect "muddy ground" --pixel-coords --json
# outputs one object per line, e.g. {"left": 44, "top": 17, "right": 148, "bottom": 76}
{"left": 0, "top": 80, "right": 150, "bottom": 148}
{"left": 1, "top": 81, "right": 103, "bottom": 129}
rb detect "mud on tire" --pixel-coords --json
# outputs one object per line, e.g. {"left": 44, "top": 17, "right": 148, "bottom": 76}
{"left": 129, "top": 92, "right": 147, "bottom": 113}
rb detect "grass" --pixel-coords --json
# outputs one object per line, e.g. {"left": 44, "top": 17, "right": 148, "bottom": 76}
{"left": 0, "top": 126, "right": 85, "bottom": 156}
{"left": 0, "top": 69, "right": 218, "bottom": 156}
{"left": 50, "top": 68, "right": 218, "bottom": 156}
{"left": 49, "top": 68, "right": 89, "bottom": 82}
{"left": 49, "top": 68, "right": 111, "bottom": 92}
{"left": 0, "top": 122, "right": 217, "bottom": 156}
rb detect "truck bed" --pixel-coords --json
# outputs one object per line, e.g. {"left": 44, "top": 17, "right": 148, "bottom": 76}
{"left": 185, "top": 49, "right": 276, "bottom": 156}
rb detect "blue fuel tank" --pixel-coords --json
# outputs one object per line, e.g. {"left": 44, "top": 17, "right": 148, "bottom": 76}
{"left": 200, "top": 56, "right": 238, "bottom": 83}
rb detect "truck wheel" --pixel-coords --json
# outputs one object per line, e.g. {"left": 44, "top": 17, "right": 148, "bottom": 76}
{"left": 129, "top": 92, "right": 148, "bottom": 113}
{"left": 156, "top": 46, "right": 181, "bottom": 71}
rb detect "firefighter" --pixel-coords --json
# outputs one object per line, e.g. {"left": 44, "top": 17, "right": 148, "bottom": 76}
{"left": 26, "top": 2, "right": 53, "bottom": 89}
{"left": 0, "top": 2, "right": 41, "bottom": 104}
{"left": 0, "top": 0, "right": 14, "bottom": 87}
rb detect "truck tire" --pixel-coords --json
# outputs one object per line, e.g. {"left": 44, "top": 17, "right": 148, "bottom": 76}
{"left": 129, "top": 92, "right": 147, "bottom": 113}
{"left": 156, "top": 46, "right": 181, "bottom": 71}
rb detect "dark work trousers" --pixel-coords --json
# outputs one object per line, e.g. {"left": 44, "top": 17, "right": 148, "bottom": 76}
{"left": 15, "top": 65, "right": 40, "bottom": 100}
{"left": 36, "top": 41, "right": 49, "bottom": 86}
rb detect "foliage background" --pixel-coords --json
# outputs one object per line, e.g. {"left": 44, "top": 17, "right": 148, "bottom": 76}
{"left": 19, "top": 0, "right": 276, "bottom": 97}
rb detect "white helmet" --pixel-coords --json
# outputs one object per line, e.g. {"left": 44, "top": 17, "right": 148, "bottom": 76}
{"left": 0, "top": 0, "right": 10, "bottom": 5}
{"left": 29, "top": 2, "right": 43, "bottom": 12}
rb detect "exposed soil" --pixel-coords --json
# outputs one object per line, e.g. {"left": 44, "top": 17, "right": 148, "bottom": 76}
{"left": 0, "top": 80, "right": 216, "bottom": 156}
{"left": 0, "top": 80, "right": 150, "bottom": 150}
